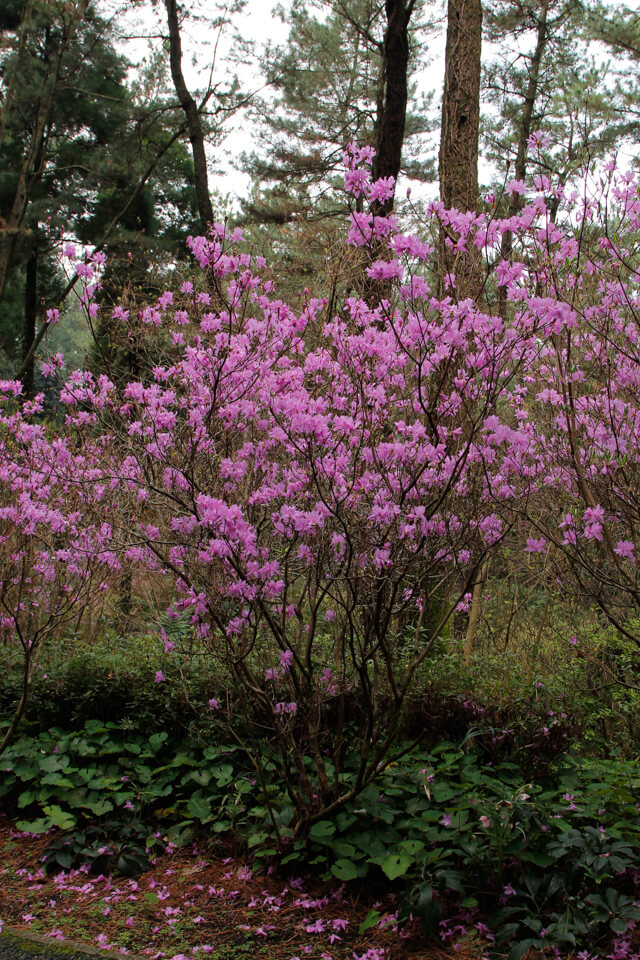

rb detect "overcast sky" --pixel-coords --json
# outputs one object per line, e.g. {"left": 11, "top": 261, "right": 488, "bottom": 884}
{"left": 112, "top": 0, "right": 639, "bottom": 210}
{"left": 112, "top": 0, "right": 448, "bottom": 206}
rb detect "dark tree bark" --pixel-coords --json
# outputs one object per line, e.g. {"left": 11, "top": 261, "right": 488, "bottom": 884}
{"left": 363, "top": 0, "right": 417, "bottom": 304}
{"left": 501, "top": 0, "right": 549, "bottom": 260}
{"left": 439, "top": 0, "right": 483, "bottom": 298}
{"left": 371, "top": 0, "right": 416, "bottom": 215}
{"left": 165, "top": 0, "right": 214, "bottom": 232}
{"left": 439, "top": 0, "right": 482, "bottom": 212}
{"left": 21, "top": 242, "right": 37, "bottom": 398}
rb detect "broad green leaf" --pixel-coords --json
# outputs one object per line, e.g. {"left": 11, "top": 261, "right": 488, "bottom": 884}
{"left": 186, "top": 795, "right": 212, "bottom": 822}
{"left": 212, "top": 763, "right": 234, "bottom": 786}
{"left": 40, "top": 773, "right": 75, "bottom": 788}
{"left": 83, "top": 798, "right": 114, "bottom": 816}
{"left": 331, "top": 858, "right": 359, "bottom": 881}
{"left": 42, "top": 804, "right": 76, "bottom": 830}
{"left": 380, "top": 853, "right": 413, "bottom": 881}
{"left": 309, "top": 820, "right": 336, "bottom": 841}
{"left": 509, "top": 939, "right": 539, "bottom": 960}
{"left": 15, "top": 817, "right": 50, "bottom": 834}
{"left": 331, "top": 840, "right": 357, "bottom": 859}
{"left": 148, "top": 732, "right": 168, "bottom": 754}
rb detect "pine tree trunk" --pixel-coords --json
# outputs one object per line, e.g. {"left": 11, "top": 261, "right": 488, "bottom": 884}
{"left": 363, "top": 0, "right": 416, "bottom": 304}
{"left": 22, "top": 242, "right": 37, "bottom": 398}
{"left": 165, "top": 0, "right": 214, "bottom": 233}
{"left": 440, "top": 0, "right": 482, "bottom": 211}
{"left": 499, "top": 0, "right": 549, "bottom": 298}
{"left": 371, "top": 0, "right": 416, "bottom": 215}
{"left": 439, "top": 0, "right": 483, "bottom": 298}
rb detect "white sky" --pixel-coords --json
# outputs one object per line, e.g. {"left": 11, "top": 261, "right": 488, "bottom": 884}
{"left": 114, "top": 0, "right": 448, "bottom": 207}
{"left": 212, "top": 0, "right": 449, "bottom": 205}
{"left": 112, "top": 0, "right": 639, "bottom": 210}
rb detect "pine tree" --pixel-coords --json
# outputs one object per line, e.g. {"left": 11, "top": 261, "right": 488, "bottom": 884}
{"left": 482, "top": 0, "right": 629, "bottom": 212}
{"left": 585, "top": 1, "right": 640, "bottom": 158}
{"left": 241, "top": 0, "right": 434, "bottom": 225}
{"left": 0, "top": 1, "right": 203, "bottom": 391}
{"left": 0, "top": 0, "right": 127, "bottom": 390}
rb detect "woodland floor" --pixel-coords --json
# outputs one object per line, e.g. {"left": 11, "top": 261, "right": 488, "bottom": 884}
{"left": 0, "top": 816, "right": 486, "bottom": 960}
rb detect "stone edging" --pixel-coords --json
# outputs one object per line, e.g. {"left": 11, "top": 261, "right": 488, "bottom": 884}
{"left": 0, "top": 927, "right": 148, "bottom": 960}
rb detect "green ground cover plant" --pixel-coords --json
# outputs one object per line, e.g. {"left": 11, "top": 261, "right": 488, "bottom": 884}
{"left": 2, "top": 704, "right": 640, "bottom": 958}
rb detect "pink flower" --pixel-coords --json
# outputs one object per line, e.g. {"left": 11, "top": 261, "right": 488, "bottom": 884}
{"left": 154, "top": 671, "right": 166, "bottom": 683}
{"left": 274, "top": 701, "right": 297, "bottom": 716}
{"left": 368, "top": 175, "right": 395, "bottom": 203}
{"left": 527, "top": 130, "right": 550, "bottom": 150}
{"left": 280, "top": 649, "right": 294, "bottom": 671}
{"left": 506, "top": 179, "right": 527, "bottom": 196}
{"left": 525, "top": 537, "right": 547, "bottom": 553}
{"left": 614, "top": 540, "right": 635, "bottom": 563}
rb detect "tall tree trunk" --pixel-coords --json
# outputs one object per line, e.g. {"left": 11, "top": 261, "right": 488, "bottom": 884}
{"left": 22, "top": 242, "right": 37, "bottom": 398}
{"left": 165, "top": 0, "right": 214, "bottom": 232}
{"left": 371, "top": 0, "right": 416, "bottom": 215}
{"left": 463, "top": 559, "right": 489, "bottom": 662}
{"left": 439, "top": 0, "right": 483, "bottom": 298}
{"left": 440, "top": 0, "right": 482, "bottom": 211}
{"left": 363, "top": 0, "right": 416, "bottom": 303}
{"left": 499, "top": 0, "right": 549, "bottom": 283}
{"left": 437, "top": 0, "right": 483, "bottom": 649}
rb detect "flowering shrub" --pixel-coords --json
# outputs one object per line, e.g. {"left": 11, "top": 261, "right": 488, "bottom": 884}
{"left": 511, "top": 162, "right": 640, "bottom": 643}
{"left": 43, "top": 145, "right": 553, "bottom": 835}
{"left": 0, "top": 383, "right": 117, "bottom": 753}
{"left": 3, "top": 143, "right": 640, "bottom": 840}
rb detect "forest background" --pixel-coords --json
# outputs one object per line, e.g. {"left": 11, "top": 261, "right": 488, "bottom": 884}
{"left": 2, "top": 0, "right": 639, "bottom": 393}
{"left": 4, "top": 3, "right": 640, "bottom": 959}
